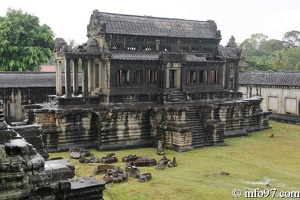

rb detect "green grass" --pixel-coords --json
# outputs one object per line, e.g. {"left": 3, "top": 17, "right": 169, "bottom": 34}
{"left": 49, "top": 121, "right": 300, "bottom": 200}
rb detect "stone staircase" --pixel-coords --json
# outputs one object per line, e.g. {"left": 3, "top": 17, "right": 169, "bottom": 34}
{"left": 163, "top": 89, "right": 187, "bottom": 104}
{"left": 186, "top": 105, "right": 207, "bottom": 148}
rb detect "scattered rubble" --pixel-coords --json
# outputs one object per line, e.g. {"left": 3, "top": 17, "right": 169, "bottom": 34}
{"left": 79, "top": 153, "right": 100, "bottom": 163}
{"left": 155, "top": 156, "right": 177, "bottom": 170}
{"left": 101, "top": 152, "right": 118, "bottom": 164}
{"left": 122, "top": 154, "right": 139, "bottom": 162}
{"left": 133, "top": 156, "right": 157, "bottom": 167}
{"left": 138, "top": 173, "right": 152, "bottom": 183}
{"left": 103, "top": 167, "right": 128, "bottom": 183}
{"left": 125, "top": 162, "right": 141, "bottom": 178}
{"left": 93, "top": 164, "right": 116, "bottom": 175}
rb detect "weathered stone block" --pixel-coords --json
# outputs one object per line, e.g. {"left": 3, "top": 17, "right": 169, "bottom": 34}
{"left": 29, "top": 171, "right": 50, "bottom": 187}
{"left": 45, "top": 162, "right": 74, "bottom": 182}
{"left": 9, "top": 155, "right": 25, "bottom": 172}
{"left": 0, "top": 129, "right": 12, "bottom": 143}
{"left": 27, "top": 153, "right": 45, "bottom": 171}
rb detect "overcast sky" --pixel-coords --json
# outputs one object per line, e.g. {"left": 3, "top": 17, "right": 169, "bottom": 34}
{"left": 1, "top": 0, "right": 300, "bottom": 45}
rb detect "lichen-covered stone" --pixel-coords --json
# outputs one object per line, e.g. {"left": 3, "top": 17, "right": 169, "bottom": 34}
{"left": 0, "top": 99, "right": 106, "bottom": 199}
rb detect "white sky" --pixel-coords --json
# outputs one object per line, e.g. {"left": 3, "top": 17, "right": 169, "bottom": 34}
{"left": 1, "top": 0, "right": 300, "bottom": 45}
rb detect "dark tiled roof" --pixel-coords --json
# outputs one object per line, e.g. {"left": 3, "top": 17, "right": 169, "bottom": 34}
{"left": 111, "top": 52, "right": 160, "bottom": 60}
{"left": 0, "top": 72, "right": 82, "bottom": 88}
{"left": 88, "top": 10, "right": 220, "bottom": 39}
{"left": 218, "top": 45, "right": 239, "bottom": 60}
{"left": 185, "top": 55, "right": 207, "bottom": 62}
{"left": 239, "top": 71, "right": 300, "bottom": 86}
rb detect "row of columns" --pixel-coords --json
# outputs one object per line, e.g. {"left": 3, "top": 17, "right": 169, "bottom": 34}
{"left": 55, "top": 58, "right": 107, "bottom": 97}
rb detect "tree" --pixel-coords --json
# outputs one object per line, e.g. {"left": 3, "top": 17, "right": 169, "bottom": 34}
{"left": 273, "top": 51, "right": 287, "bottom": 70}
{"left": 259, "top": 39, "right": 285, "bottom": 52}
{"left": 246, "top": 57, "right": 278, "bottom": 72}
{"left": 283, "top": 30, "right": 300, "bottom": 48}
{"left": 281, "top": 46, "right": 300, "bottom": 70}
{"left": 295, "top": 61, "right": 300, "bottom": 70}
{"left": 0, "top": 8, "right": 54, "bottom": 71}
{"left": 239, "top": 33, "right": 268, "bottom": 57}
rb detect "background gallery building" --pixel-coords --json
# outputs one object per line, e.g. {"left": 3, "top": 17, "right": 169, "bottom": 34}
{"left": 6, "top": 10, "right": 271, "bottom": 152}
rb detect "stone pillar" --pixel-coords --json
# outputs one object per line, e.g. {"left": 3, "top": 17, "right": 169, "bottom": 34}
{"left": 56, "top": 60, "right": 62, "bottom": 96}
{"left": 166, "top": 69, "right": 169, "bottom": 88}
{"left": 82, "top": 59, "right": 89, "bottom": 97}
{"left": 88, "top": 59, "right": 94, "bottom": 93}
{"left": 234, "top": 62, "right": 239, "bottom": 91}
{"left": 99, "top": 62, "right": 102, "bottom": 91}
{"left": 102, "top": 59, "right": 110, "bottom": 92}
{"left": 73, "top": 59, "right": 79, "bottom": 95}
{"left": 218, "top": 65, "right": 223, "bottom": 85}
{"left": 176, "top": 68, "right": 181, "bottom": 89}
{"left": 65, "top": 58, "right": 72, "bottom": 97}
{"left": 105, "top": 59, "right": 111, "bottom": 104}
{"left": 225, "top": 63, "right": 230, "bottom": 90}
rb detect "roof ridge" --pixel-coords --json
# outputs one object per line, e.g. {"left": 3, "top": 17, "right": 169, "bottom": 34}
{"left": 94, "top": 10, "right": 211, "bottom": 23}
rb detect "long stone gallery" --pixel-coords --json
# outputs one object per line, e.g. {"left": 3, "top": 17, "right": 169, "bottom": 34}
{"left": 1, "top": 10, "right": 271, "bottom": 199}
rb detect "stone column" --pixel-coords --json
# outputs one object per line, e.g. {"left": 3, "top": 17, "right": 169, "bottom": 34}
{"left": 82, "top": 59, "right": 89, "bottom": 97}
{"left": 218, "top": 64, "right": 223, "bottom": 85}
{"left": 65, "top": 58, "right": 72, "bottom": 97}
{"left": 88, "top": 59, "right": 94, "bottom": 93}
{"left": 234, "top": 62, "right": 239, "bottom": 91}
{"left": 99, "top": 62, "right": 102, "bottom": 91}
{"left": 56, "top": 60, "right": 62, "bottom": 96}
{"left": 101, "top": 59, "right": 110, "bottom": 92}
{"left": 106, "top": 59, "right": 111, "bottom": 91}
{"left": 225, "top": 63, "right": 230, "bottom": 90}
{"left": 176, "top": 68, "right": 181, "bottom": 89}
{"left": 73, "top": 59, "right": 79, "bottom": 95}
{"left": 166, "top": 69, "right": 169, "bottom": 88}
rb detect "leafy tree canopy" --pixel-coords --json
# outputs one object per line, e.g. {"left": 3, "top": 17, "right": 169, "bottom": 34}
{"left": 283, "top": 30, "right": 300, "bottom": 48}
{"left": 0, "top": 8, "right": 55, "bottom": 71}
{"left": 239, "top": 31, "right": 300, "bottom": 72}
{"left": 239, "top": 33, "right": 268, "bottom": 56}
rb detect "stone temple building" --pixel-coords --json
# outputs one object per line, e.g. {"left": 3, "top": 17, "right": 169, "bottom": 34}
{"left": 23, "top": 10, "right": 270, "bottom": 152}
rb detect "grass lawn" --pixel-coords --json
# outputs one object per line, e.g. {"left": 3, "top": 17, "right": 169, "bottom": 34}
{"left": 49, "top": 121, "right": 300, "bottom": 200}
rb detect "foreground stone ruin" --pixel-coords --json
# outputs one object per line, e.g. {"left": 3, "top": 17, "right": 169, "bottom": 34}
{"left": 0, "top": 100, "right": 106, "bottom": 199}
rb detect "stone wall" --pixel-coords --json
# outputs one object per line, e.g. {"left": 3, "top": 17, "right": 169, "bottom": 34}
{"left": 33, "top": 107, "right": 98, "bottom": 152}
{"left": 150, "top": 106, "right": 193, "bottom": 152}
{"left": 240, "top": 85, "right": 300, "bottom": 115}
{"left": 21, "top": 91, "right": 270, "bottom": 153}
{"left": 96, "top": 106, "right": 154, "bottom": 150}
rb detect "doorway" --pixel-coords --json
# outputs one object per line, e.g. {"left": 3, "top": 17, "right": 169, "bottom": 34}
{"left": 169, "top": 70, "right": 177, "bottom": 88}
